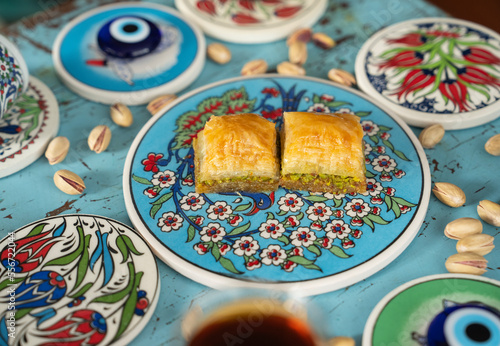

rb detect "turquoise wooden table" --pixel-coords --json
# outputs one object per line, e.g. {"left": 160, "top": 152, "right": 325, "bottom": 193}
{"left": 1, "top": 0, "right": 499, "bottom": 345}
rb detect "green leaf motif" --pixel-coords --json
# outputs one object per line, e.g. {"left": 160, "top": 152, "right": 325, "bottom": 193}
{"left": 150, "top": 192, "right": 173, "bottom": 219}
{"left": 287, "top": 256, "right": 315, "bottom": 265}
{"left": 26, "top": 223, "right": 48, "bottom": 237}
{"left": 211, "top": 244, "right": 221, "bottom": 261}
{"left": 186, "top": 225, "right": 196, "bottom": 243}
{"left": 93, "top": 262, "right": 135, "bottom": 304}
{"left": 266, "top": 212, "right": 274, "bottom": 220}
{"left": 393, "top": 149, "right": 410, "bottom": 161}
{"left": 329, "top": 245, "right": 351, "bottom": 258}
{"left": 46, "top": 226, "right": 84, "bottom": 266}
{"left": 123, "top": 235, "right": 143, "bottom": 256}
{"left": 132, "top": 175, "right": 151, "bottom": 185}
{"left": 391, "top": 197, "right": 417, "bottom": 207}
{"left": 73, "top": 235, "right": 91, "bottom": 291}
{"left": 277, "top": 235, "right": 290, "bottom": 245}
{"left": 233, "top": 203, "right": 251, "bottom": 212}
{"left": 306, "top": 244, "right": 322, "bottom": 257}
{"left": 219, "top": 257, "right": 243, "bottom": 274}
{"left": 296, "top": 212, "right": 304, "bottom": 220}
{"left": 227, "top": 222, "right": 251, "bottom": 236}
{"left": 355, "top": 111, "right": 371, "bottom": 117}
{"left": 69, "top": 282, "right": 93, "bottom": 299}
{"left": 302, "top": 263, "right": 322, "bottom": 271}
{"left": 114, "top": 271, "right": 144, "bottom": 341}
{"left": 367, "top": 213, "right": 390, "bottom": 225}
{"left": 303, "top": 195, "right": 328, "bottom": 202}
{"left": 0, "top": 276, "right": 24, "bottom": 291}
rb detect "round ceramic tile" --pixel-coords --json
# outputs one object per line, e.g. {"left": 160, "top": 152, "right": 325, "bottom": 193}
{"left": 362, "top": 274, "right": 500, "bottom": 346}
{"left": 0, "top": 214, "right": 160, "bottom": 346}
{"left": 52, "top": 2, "right": 205, "bottom": 105}
{"left": 0, "top": 76, "right": 59, "bottom": 178}
{"left": 123, "top": 74, "right": 431, "bottom": 296}
{"left": 355, "top": 18, "right": 500, "bottom": 130}
{"left": 175, "top": 0, "right": 327, "bottom": 44}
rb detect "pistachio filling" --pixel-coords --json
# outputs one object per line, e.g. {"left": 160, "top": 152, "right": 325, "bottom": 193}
{"left": 201, "top": 176, "right": 274, "bottom": 187}
{"left": 284, "top": 173, "right": 361, "bottom": 188}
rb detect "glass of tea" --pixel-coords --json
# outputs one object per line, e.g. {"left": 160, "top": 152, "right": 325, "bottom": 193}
{"left": 181, "top": 288, "right": 329, "bottom": 346}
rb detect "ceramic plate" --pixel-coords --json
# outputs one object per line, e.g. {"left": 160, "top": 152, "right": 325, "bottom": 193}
{"left": 355, "top": 18, "right": 500, "bottom": 129}
{"left": 52, "top": 2, "right": 205, "bottom": 105}
{"left": 175, "top": 0, "right": 327, "bottom": 44}
{"left": 123, "top": 75, "right": 431, "bottom": 296}
{"left": 363, "top": 274, "right": 500, "bottom": 346}
{"left": 0, "top": 214, "right": 160, "bottom": 346}
{"left": 0, "top": 76, "right": 59, "bottom": 178}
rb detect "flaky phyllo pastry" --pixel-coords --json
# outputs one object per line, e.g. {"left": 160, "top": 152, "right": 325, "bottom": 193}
{"left": 280, "top": 111, "right": 367, "bottom": 194}
{"left": 193, "top": 113, "right": 280, "bottom": 193}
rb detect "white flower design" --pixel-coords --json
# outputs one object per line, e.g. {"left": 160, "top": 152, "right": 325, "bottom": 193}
{"left": 180, "top": 192, "right": 205, "bottom": 211}
{"left": 207, "top": 201, "right": 233, "bottom": 220}
{"left": 307, "top": 103, "right": 330, "bottom": 113}
{"left": 361, "top": 120, "right": 379, "bottom": 136}
{"left": 306, "top": 202, "right": 332, "bottom": 222}
{"left": 259, "top": 219, "right": 285, "bottom": 239}
{"left": 246, "top": 259, "right": 261, "bottom": 271}
{"left": 290, "top": 228, "right": 317, "bottom": 247}
{"left": 260, "top": 245, "right": 287, "bottom": 266}
{"left": 278, "top": 193, "right": 304, "bottom": 212}
{"left": 158, "top": 212, "right": 183, "bottom": 232}
{"left": 345, "top": 199, "right": 371, "bottom": 218}
{"left": 284, "top": 261, "right": 297, "bottom": 272}
{"left": 200, "top": 223, "right": 226, "bottom": 243}
{"left": 337, "top": 107, "right": 355, "bottom": 115}
{"left": 362, "top": 178, "right": 383, "bottom": 197}
{"left": 325, "top": 220, "right": 352, "bottom": 239}
{"left": 194, "top": 243, "right": 209, "bottom": 255}
{"left": 364, "top": 142, "right": 372, "bottom": 156}
{"left": 233, "top": 236, "right": 259, "bottom": 256}
{"left": 152, "top": 170, "right": 176, "bottom": 188}
{"left": 372, "top": 155, "right": 397, "bottom": 172}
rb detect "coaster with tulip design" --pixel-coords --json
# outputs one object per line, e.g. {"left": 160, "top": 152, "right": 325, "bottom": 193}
{"left": 355, "top": 18, "right": 500, "bottom": 129}
{"left": 123, "top": 75, "right": 431, "bottom": 296}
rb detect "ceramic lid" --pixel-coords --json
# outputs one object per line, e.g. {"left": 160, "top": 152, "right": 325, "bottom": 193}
{"left": 175, "top": 0, "right": 327, "bottom": 44}
{"left": 0, "top": 76, "right": 59, "bottom": 178}
{"left": 0, "top": 214, "right": 160, "bottom": 345}
{"left": 355, "top": 17, "right": 500, "bottom": 130}
{"left": 52, "top": 2, "right": 206, "bottom": 105}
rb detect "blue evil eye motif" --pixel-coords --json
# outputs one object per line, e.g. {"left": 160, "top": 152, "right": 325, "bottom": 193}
{"left": 421, "top": 301, "right": 500, "bottom": 346}
{"left": 97, "top": 16, "right": 161, "bottom": 59}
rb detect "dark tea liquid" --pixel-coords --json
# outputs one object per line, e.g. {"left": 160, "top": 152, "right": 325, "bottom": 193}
{"left": 187, "top": 312, "right": 318, "bottom": 346}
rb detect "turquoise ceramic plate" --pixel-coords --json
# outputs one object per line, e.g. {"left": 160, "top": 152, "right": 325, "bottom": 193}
{"left": 123, "top": 75, "right": 431, "bottom": 296}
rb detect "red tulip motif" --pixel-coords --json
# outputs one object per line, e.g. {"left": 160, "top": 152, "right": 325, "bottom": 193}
{"left": 238, "top": 0, "right": 254, "bottom": 10}
{"left": 463, "top": 47, "right": 500, "bottom": 65}
{"left": 387, "top": 33, "right": 427, "bottom": 47}
{"left": 274, "top": 6, "right": 302, "bottom": 18}
{"left": 197, "top": 0, "right": 217, "bottom": 16}
{"left": 379, "top": 51, "right": 424, "bottom": 69}
{"left": 457, "top": 66, "right": 500, "bottom": 87}
{"left": 439, "top": 79, "right": 470, "bottom": 112}
{"left": 232, "top": 12, "right": 260, "bottom": 24}
{"left": 391, "top": 69, "right": 436, "bottom": 100}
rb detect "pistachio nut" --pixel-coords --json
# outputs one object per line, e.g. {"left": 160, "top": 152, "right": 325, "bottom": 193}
{"left": 277, "top": 61, "right": 306, "bottom": 76}
{"left": 54, "top": 169, "right": 85, "bottom": 195}
{"left": 485, "top": 133, "right": 500, "bottom": 156}
{"left": 477, "top": 200, "right": 500, "bottom": 226}
{"left": 286, "top": 27, "right": 312, "bottom": 46}
{"left": 288, "top": 41, "right": 307, "bottom": 66}
{"left": 328, "top": 336, "right": 355, "bottom": 346}
{"left": 207, "top": 42, "right": 231, "bottom": 64}
{"left": 147, "top": 94, "right": 177, "bottom": 116}
{"left": 419, "top": 124, "right": 445, "bottom": 149}
{"left": 456, "top": 234, "right": 494, "bottom": 256}
{"left": 312, "top": 32, "right": 336, "bottom": 49}
{"left": 327, "top": 68, "right": 356, "bottom": 87}
{"left": 445, "top": 252, "right": 487, "bottom": 275}
{"left": 110, "top": 103, "right": 133, "bottom": 127}
{"left": 45, "top": 136, "right": 70, "bottom": 165}
{"left": 432, "top": 182, "right": 466, "bottom": 207}
{"left": 444, "top": 217, "right": 483, "bottom": 240}
{"left": 88, "top": 125, "right": 111, "bottom": 154}
{"left": 241, "top": 59, "right": 268, "bottom": 76}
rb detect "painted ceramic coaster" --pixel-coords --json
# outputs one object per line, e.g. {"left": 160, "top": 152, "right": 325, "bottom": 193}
{"left": 175, "top": 0, "right": 327, "bottom": 44}
{"left": 362, "top": 274, "right": 500, "bottom": 346}
{"left": 123, "top": 74, "right": 431, "bottom": 296}
{"left": 355, "top": 18, "right": 500, "bottom": 130}
{"left": 52, "top": 2, "right": 205, "bottom": 105}
{"left": 0, "top": 214, "right": 160, "bottom": 346}
{"left": 0, "top": 76, "right": 59, "bottom": 179}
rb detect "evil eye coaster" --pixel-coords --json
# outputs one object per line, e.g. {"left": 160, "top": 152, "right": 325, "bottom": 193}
{"left": 0, "top": 214, "right": 160, "bottom": 346}
{"left": 52, "top": 2, "right": 205, "bottom": 105}
{"left": 355, "top": 18, "right": 500, "bottom": 130}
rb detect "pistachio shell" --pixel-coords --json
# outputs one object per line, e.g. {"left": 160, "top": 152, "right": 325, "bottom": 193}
{"left": 207, "top": 42, "right": 231, "bottom": 64}
{"left": 277, "top": 61, "right": 306, "bottom": 76}
{"left": 456, "top": 234, "right": 494, "bottom": 256}
{"left": 477, "top": 200, "right": 500, "bottom": 226}
{"left": 288, "top": 41, "right": 307, "bottom": 65}
{"left": 312, "top": 32, "right": 336, "bottom": 49}
{"left": 444, "top": 217, "right": 483, "bottom": 240}
{"left": 241, "top": 59, "right": 268, "bottom": 75}
{"left": 419, "top": 124, "right": 445, "bottom": 149}
{"left": 432, "top": 182, "right": 466, "bottom": 207}
{"left": 485, "top": 133, "right": 500, "bottom": 156}
{"left": 445, "top": 252, "right": 487, "bottom": 275}
{"left": 147, "top": 94, "right": 178, "bottom": 116}
{"left": 286, "top": 28, "right": 312, "bottom": 46}
{"left": 45, "top": 136, "right": 70, "bottom": 165}
{"left": 54, "top": 169, "right": 85, "bottom": 195}
{"left": 327, "top": 68, "right": 356, "bottom": 87}
{"left": 110, "top": 103, "right": 133, "bottom": 127}
{"left": 88, "top": 125, "right": 111, "bottom": 154}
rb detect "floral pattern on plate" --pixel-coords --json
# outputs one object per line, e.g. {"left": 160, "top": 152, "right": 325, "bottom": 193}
{"left": 125, "top": 75, "right": 430, "bottom": 294}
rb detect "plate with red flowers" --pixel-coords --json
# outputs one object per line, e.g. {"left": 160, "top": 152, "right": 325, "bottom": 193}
{"left": 123, "top": 75, "right": 431, "bottom": 296}
{"left": 355, "top": 18, "right": 500, "bottom": 129}
{"left": 175, "top": 0, "right": 327, "bottom": 44}
{"left": 0, "top": 214, "right": 160, "bottom": 346}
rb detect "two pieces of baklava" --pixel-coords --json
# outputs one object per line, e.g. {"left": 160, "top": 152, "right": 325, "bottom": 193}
{"left": 192, "top": 112, "right": 366, "bottom": 194}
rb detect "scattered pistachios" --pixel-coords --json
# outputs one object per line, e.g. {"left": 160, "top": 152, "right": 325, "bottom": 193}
{"left": 328, "top": 336, "right": 355, "bottom": 346}
{"left": 45, "top": 136, "right": 70, "bottom": 165}
{"left": 288, "top": 41, "right": 307, "bottom": 66}
{"left": 477, "top": 200, "right": 500, "bottom": 226}
{"left": 88, "top": 125, "right": 111, "bottom": 154}
{"left": 276, "top": 61, "right": 306, "bottom": 76}
{"left": 419, "top": 124, "right": 445, "bottom": 149}
{"left": 444, "top": 217, "right": 483, "bottom": 240}
{"left": 445, "top": 252, "right": 487, "bottom": 275}
{"left": 241, "top": 59, "right": 268, "bottom": 76}
{"left": 312, "top": 32, "right": 335, "bottom": 49}
{"left": 110, "top": 103, "right": 133, "bottom": 127}
{"left": 147, "top": 94, "right": 178, "bottom": 116}
{"left": 207, "top": 42, "right": 231, "bottom": 64}
{"left": 432, "top": 182, "right": 466, "bottom": 208}
{"left": 327, "top": 68, "right": 356, "bottom": 87}
{"left": 54, "top": 169, "right": 85, "bottom": 195}
{"left": 457, "top": 234, "right": 494, "bottom": 256}
{"left": 485, "top": 133, "right": 500, "bottom": 156}
{"left": 286, "top": 27, "right": 312, "bottom": 46}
